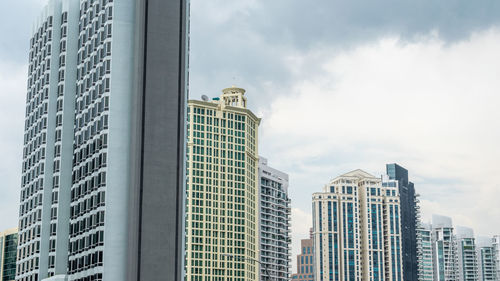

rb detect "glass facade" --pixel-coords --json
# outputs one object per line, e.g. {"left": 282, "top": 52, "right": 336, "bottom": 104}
{"left": 386, "top": 164, "right": 418, "bottom": 281}
{"left": 0, "top": 230, "right": 18, "bottom": 281}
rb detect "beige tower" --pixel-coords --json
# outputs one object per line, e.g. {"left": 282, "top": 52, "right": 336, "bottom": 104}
{"left": 185, "top": 86, "right": 261, "bottom": 281}
{"left": 312, "top": 170, "right": 403, "bottom": 281}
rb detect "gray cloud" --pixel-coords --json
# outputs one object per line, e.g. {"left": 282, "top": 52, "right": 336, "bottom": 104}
{"left": 257, "top": 31, "right": 500, "bottom": 240}
{"left": 0, "top": 0, "right": 46, "bottom": 64}
{"left": 0, "top": 62, "right": 26, "bottom": 231}
{"left": 249, "top": 0, "right": 500, "bottom": 46}
{"left": 2, "top": 0, "right": 500, "bottom": 262}
{"left": 189, "top": 0, "right": 500, "bottom": 100}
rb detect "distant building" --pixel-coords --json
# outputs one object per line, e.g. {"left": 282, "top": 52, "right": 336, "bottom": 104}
{"left": 386, "top": 163, "right": 418, "bottom": 281}
{"left": 259, "top": 157, "right": 291, "bottom": 281}
{"left": 431, "top": 215, "right": 457, "bottom": 281}
{"left": 312, "top": 169, "right": 403, "bottom": 281}
{"left": 416, "top": 223, "right": 434, "bottom": 281}
{"left": 418, "top": 216, "right": 499, "bottom": 281}
{"left": 477, "top": 237, "right": 496, "bottom": 281}
{"left": 455, "top": 226, "right": 478, "bottom": 281}
{"left": 493, "top": 235, "right": 500, "bottom": 280}
{"left": 0, "top": 228, "right": 18, "bottom": 281}
{"left": 291, "top": 231, "right": 314, "bottom": 281}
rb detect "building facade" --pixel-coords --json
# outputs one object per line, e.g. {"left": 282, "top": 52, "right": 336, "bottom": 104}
{"left": 455, "top": 226, "right": 478, "bottom": 281}
{"left": 258, "top": 158, "right": 291, "bottom": 281}
{"left": 476, "top": 237, "right": 496, "bottom": 281}
{"left": 312, "top": 170, "right": 403, "bottom": 281}
{"left": 431, "top": 215, "right": 457, "bottom": 281}
{"left": 185, "top": 87, "right": 261, "bottom": 281}
{"left": 18, "top": 0, "right": 188, "bottom": 280}
{"left": 416, "top": 216, "right": 499, "bottom": 281}
{"left": 0, "top": 228, "right": 18, "bottom": 281}
{"left": 492, "top": 236, "right": 500, "bottom": 281}
{"left": 386, "top": 163, "right": 418, "bottom": 281}
{"left": 291, "top": 232, "right": 314, "bottom": 281}
{"left": 416, "top": 223, "right": 434, "bottom": 281}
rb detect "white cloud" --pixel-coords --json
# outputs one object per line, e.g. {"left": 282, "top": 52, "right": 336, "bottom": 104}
{"left": 290, "top": 207, "right": 312, "bottom": 273}
{"left": 0, "top": 62, "right": 27, "bottom": 231}
{"left": 259, "top": 29, "right": 500, "bottom": 243}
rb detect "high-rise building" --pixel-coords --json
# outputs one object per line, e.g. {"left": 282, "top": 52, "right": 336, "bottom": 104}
{"left": 0, "top": 228, "right": 18, "bottom": 281}
{"left": 386, "top": 163, "right": 418, "bottom": 281}
{"left": 185, "top": 87, "right": 261, "bottom": 281}
{"left": 18, "top": 0, "right": 188, "bottom": 280}
{"left": 291, "top": 231, "right": 314, "bottom": 281}
{"left": 416, "top": 223, "right": 434, "bottom": 281}
{"left": 455, "top": 226, "right": 478, "bottom": 281}
{"left": 312, "top": 170, "right": 403, "bottom": 281}
{"left": 258, "top": 157, "right": 291, "bottom": 281}
{"left": 431, "top": 215, "right": 457, "bottom": 281}
{"left": 492, "top": 236, "right": 500, "bottom": 280}
{"left": 417, "top": 217, "right": 499, "bottom": 281}
{"left": 476, "top": 237, "right": 496, "bottom": 281}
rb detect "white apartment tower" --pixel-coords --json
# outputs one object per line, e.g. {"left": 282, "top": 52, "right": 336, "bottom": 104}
{"left": 312, "top": 170, "right": 403, "bottom": 281}
{"left": 185, "top": 87, "right": 261, "bottom": 281}
{"left": 476, "top": 237, "right": 497, "bottom": 281}
{"left": 19, "top": 1, "right": 125, "bottom": 280}
{"left": 258, "top": 158, "right": 291, "bottom": 281}
{"left": 431, "top": 215, "right": 457, "bottom": 281}
{"left": 455, "top": 226, "right": 478, "bottom": 281}
{"left": 18, "top": 0, "right": 189, "bottom": 280}
{"left": 493, "top": 236, "right": 500, "bottom": 281}
{"left": 417, "top": 223, "right": 434, "bottom": 281}
{"left": 417, "top": 217, "right": 498, "bottom": 281}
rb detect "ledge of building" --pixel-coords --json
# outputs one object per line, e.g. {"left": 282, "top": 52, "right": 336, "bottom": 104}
{"left": 42, "top": 275, "right": 68, "bottom": 281}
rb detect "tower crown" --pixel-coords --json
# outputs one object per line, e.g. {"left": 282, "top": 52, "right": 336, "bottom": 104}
{"left": 221, "top": 86, "right": 247, "bottom": 108}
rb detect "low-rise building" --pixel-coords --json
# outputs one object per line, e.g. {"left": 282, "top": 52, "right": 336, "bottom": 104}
{"left": 0, "top": 228, "right": 18, "bottom": 281}
{"left": 291, "top": 231, "right": 314, "bottom": 281}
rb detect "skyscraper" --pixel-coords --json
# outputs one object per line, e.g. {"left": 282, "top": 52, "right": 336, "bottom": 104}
{"left": 258, "top": 157, "right": 291, "bottom": 281}
{"left": 492, "top": 236, "right": 500, "bottom": 280}
{"left": 18, "top": 0, "right": 188, "bottom": 280}
{"left": 312, "top": 170, "right": 403, "bottom": 281}
{"left": 386, "top": 163, "right": 418, "bottom": 281}
{"left": 291, "top": 231, "right": 314, "bottom": 281}
{"left": 476, "top": 237, "right": 496, "bottom": 281}
{"left": 184, "top": 87, "right": 261, "bottom": 281}
{"left": 416, "top": 223, "right": 434, "bottom": 281}
{"left": 431, "top": 215, "right": 457, "bottom": 281}
{"left": 455, "top": 226, "right": 478, "bottom": 281}
{"left": 0, "top": 228, "right": 18, "bottom": 281}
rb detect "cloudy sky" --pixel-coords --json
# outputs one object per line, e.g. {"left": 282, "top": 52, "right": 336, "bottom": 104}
{"left": 2, "top": 0, "right": 500, "bottom": 271}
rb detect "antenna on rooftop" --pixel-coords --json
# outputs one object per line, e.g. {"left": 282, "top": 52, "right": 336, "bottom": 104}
{"left": 201, "top": 95, "right": 209, "bottom": 101}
